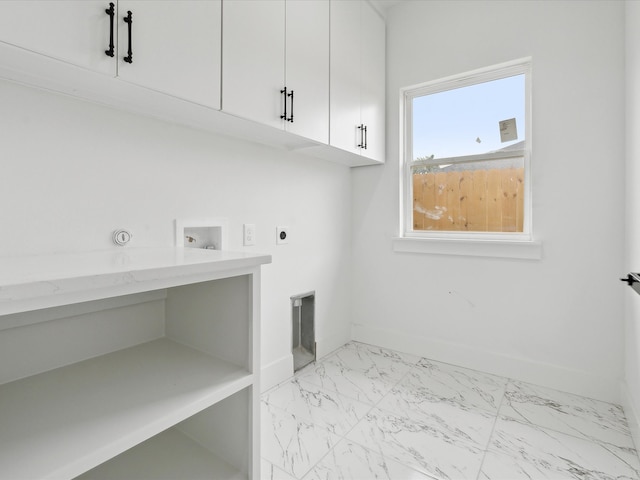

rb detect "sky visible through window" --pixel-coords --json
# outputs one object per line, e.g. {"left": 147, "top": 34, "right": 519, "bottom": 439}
{"left": 412, "top": 74, "right": 525, "bottom": 161}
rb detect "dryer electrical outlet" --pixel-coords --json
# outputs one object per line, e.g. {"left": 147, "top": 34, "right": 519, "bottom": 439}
{"left": 276, "top": 226, "right": 289, "bottom": 245}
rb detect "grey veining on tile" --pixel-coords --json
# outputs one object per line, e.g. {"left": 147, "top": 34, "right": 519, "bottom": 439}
{"left": 398, "top": 358, "right": 508, "bottom": 414}
{"left": 479, "top": 416, "right": 640, "bottom": 480}
{"left": 261, "top": 341, "right": 640, "bottom": 480}
{"left": 345, "top": 407, "right": 490, "bottom": 479}
{"left": 500, "top": 381, "right": 635, "bottom": 449}
{"left": 261, "top": 401, "right": 340, "bottom": 479}
{"left": 330, "top": 342, "right": 418, "bottom": 383}
{"left": 262, "top": 378, "right": 371, "bottom": 435}
{"left": 304, "top": 439, "right": 436, "bottom": 480}
{"left": 297, "top": 343, "right": 414, "bottom": 405}
{"left": 261, "top": 458, "right": 298, "bottom": 480}
{"left": 376, "top": 386, "right": 496, "bottom": 449}
{"left": 343, "top": 341, "right": 422, "bottom": 366}
{"left": 295, "top": 358, "right": 392, "bottom": 405}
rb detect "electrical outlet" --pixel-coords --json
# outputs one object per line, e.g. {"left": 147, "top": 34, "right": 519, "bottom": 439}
{"left": 276, "top": 226, "right": 289, "bottom": 245}
{"left": 243, "top": 224, "right": 256, "bottom": 246}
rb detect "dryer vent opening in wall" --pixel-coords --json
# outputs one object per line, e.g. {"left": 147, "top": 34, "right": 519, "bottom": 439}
{"left": 291, "top": 292, "right": 315, "bottom": 372}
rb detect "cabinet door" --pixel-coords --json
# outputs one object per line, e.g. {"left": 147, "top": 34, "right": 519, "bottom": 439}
{"left": 329, "top": 0, "right": 362, "bottom": 155}
{"left": 360, "top": 1, "right": 386, "bottom": 162}
{"left": 0, "top": 1, "right": 115, "bottom": 75}
{"left": 222, "top": 0, "right": 285, "bottom": 128}
{"left": 116, "top": 1, "right": 221, "bottom": 109}
{"left": 285, "top": 0, "right": 329, "bottom": 144}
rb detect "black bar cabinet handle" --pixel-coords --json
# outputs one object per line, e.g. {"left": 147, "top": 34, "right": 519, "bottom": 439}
{"left": 123, "top": 11, "right": 133, "bottom": 64}
{"left": 105, "top": 3, "right": 115, "bottom": 57}
{"left": 621, "top": 274, "right": 640, "bottom": 286}
{"left": 357, "top": 124, "right": 364, "bottom": 148}
{"left": 363, "top": 125, "right": 368, "bottom": 149}
{"left": 288, "top": 90, "right": 294, "bottom": 123}
{"left": 280, "top": 87, "right": 288, "bottom": 120}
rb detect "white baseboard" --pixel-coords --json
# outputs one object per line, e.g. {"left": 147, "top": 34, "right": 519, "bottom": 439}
{"left": 621, "top": 382, "right": 640, "bottom": 450}
{"left": 316, "top": 330, "right": 350, "bottom": 360}
{"left": 260, "top": 354, "right": 293, "bottom": 393}
{"left": 260, "top": 332, "right": 350, "bottom": 393}
{"left": 352, "top": 323, "right": 621, "bottom": 404}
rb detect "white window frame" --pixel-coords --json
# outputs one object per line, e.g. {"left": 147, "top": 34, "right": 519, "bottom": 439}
{"left": 395, "top": 58, "right": 541, "bottom": 259}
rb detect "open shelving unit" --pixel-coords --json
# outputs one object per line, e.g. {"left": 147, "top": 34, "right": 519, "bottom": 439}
{"left": 0, "top": 247, "right": 271, "bottom": 479}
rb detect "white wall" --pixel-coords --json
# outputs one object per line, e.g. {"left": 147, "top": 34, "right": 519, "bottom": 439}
{"left": 0, "top": 79, "right": 352, "bottom": 390}
{"left": 352, "top": 0, "right": 626, "bottom": 403}
{"left": 624, "top": 0, "right": 640, "bottom": 448}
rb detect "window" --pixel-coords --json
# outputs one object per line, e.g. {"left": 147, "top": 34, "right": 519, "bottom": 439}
{"left": 399, "top": 59, "right": 533, "bottom": 250}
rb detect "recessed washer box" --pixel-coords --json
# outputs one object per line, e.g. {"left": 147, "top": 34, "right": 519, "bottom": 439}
{"left": 175, "top": 218, "right": 228, "bottom": 250}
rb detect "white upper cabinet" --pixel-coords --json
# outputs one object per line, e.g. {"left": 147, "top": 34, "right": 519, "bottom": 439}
{"left": 330, "top": 0, "right": 385, "bottom": 163}
{"left": 359, "top": 1, "right": 386, "bottom": 162}
{"left": 284, "top": 0, "right": 329, "bottom": 143}
{"left": 222, "top": 0, "right": 329, "bottom": 144}
{"left": 116, "top": 1, "right": 221, "bottom": 109}
{"left": 0, "top": 1, "right": 114, "bottom": 75}
{"left": 0, "top": 0, "right": 382, "bottom": 166}
{"left": 329, "top": 0, "right": 362, "bottom": 156}
{"left": 222, "top": 0, "right": 285, "bottom": 129}
{"left": 0, "top": 1, "right": 221, "bottom": 109}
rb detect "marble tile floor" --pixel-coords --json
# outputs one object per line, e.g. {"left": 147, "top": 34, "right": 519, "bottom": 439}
{"left": 261, "top": 341, "right": 640, "bottom": 480}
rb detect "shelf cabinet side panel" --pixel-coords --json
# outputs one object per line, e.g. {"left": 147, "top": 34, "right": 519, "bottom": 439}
{"left": 176, "top": 387, "right": 251, "bottom": 476}
{"left": 164, "top": 275, "right": 251, "bottom": 369}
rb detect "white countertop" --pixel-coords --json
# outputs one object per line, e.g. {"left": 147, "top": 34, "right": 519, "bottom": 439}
{"left": 0, "top": 247, "right": 272, "bottom": 315}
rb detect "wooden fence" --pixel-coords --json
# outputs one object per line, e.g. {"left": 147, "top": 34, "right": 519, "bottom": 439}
{"left": 412, "top": 167, "right": 524, "bottom": 232}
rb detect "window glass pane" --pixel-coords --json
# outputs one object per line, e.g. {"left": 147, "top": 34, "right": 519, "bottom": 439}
{"left": 412, "top": 74, "right": 525, "bottom": 161}
{"left": 412, "top": 157, "right": 524, "bottom": 232}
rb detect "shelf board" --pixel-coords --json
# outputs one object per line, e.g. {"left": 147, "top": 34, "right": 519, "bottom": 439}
{"left": 0, "top": 338, "right": 252, "bottom": 479}
{"left": 77, "top": 428, "right": 246, "bottom": 480}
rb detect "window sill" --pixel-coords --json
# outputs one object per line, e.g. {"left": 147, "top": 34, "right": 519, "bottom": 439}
{"left": 392, "top": 236, "right": 542, "bottom": 260}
